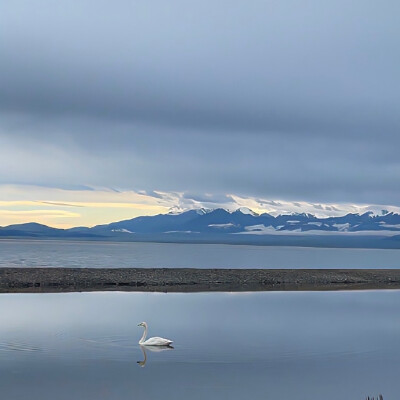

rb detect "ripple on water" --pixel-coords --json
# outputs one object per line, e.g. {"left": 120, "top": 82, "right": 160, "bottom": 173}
{"left": 0, "top": 341, "right": 41, "bottom": 353}
{"left": 77, "top": 335, "right": 133, "bottom": 349}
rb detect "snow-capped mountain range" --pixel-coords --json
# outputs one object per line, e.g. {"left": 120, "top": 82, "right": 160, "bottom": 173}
{"left": 89, "top": 208, "right": 400, "bottom": 235}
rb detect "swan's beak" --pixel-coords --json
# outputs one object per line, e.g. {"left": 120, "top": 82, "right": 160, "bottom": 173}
{"left": 137, "top": 323, "right": 142, "bottom": 326}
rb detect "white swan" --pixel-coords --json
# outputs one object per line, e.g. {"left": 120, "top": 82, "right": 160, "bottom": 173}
{"left": 138, "top": 322, "right": 173, "bottom": 346}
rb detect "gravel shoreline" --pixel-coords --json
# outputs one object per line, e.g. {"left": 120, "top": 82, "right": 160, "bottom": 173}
{"left": 1, "top": 268, "right": 400, "bottom": 293}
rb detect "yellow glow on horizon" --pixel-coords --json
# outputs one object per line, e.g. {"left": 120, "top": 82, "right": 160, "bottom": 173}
{"left": 0, "top": 200, "right": 168, "bottom": 210}
{"left": 0, "top": 185, "right": 170, "bottom": 228}
{"left": 0, "top": 206, "right": 168, "bottom": 228}
{"left": 0, "top": 209, "right": 80, "bottom": 217}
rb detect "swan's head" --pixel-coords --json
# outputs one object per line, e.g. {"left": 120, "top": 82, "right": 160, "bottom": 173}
{"left": 138, "top": 322, "right": 147, "bottom": 328}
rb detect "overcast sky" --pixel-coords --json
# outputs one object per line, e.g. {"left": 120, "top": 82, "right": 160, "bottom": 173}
{"left": 0, "top": 1, "right": 399, "bottom": 227}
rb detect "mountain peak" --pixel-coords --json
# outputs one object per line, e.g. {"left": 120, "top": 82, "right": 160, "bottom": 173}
{"left": 290, "top": 212, "right": 313, "bottom": 218}
{"left": 167, "top": 206, "right": 185, "bottom": 215}
{"left": 196, "top": 208, "right": 213, "bottom": 215}
{"left": 6, "top": 222, "right": 61, "bottom": 230}
{"left": 236, "top": 207, "right": 258, "bottom": 216}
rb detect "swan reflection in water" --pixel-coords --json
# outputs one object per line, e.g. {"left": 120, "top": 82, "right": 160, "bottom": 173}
{"left": 137, "top": 344, "right": 174, "bottom": 367}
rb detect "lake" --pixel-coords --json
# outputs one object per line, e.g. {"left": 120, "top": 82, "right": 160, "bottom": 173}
{"left": 1, "top": 239, "right": 400, "bottom": 269}
{"left": 0, "top": 290, "right": 398, "bottom": 399}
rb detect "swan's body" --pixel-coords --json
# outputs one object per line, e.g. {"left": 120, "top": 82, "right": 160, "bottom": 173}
{"left": 141, "top": 336, "right": 173, "bottom": 346}
{"left": 138, "top": 322, "right": 173, "bottom": 346}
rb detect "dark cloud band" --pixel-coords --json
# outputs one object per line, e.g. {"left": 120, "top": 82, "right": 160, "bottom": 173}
{"left": 0, "top": 0, "right": 399, "bottom": 206}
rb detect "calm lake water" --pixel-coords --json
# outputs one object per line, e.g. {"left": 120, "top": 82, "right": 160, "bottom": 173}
{"left": 1, "top": 239, "right": 400, "bottom": 269}
{"left": 0, "top": 290, "right": 399, "bottom": 399}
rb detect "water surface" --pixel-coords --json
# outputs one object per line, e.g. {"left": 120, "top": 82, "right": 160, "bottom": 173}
{"left": 1, "top": 239, "right": 399, "bottom": 269}
{"left": 0, "top": 290, "right": 399, "bottom": 399}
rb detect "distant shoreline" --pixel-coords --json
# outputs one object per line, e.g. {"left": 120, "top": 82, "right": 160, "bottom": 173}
{"left": 1, "top": 268, "right": 400, "bottom": 293}
{"left": 1, "top": 235, "right": 400, "bottom": 250}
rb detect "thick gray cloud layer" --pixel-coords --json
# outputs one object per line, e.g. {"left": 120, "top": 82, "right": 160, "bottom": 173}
{"left": 0, "top": 0, "right": 399, "bottom": 205}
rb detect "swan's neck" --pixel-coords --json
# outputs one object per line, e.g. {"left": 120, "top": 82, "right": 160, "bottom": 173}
{"left": 139, "top": 325, "right": 148, "bottom": 344}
